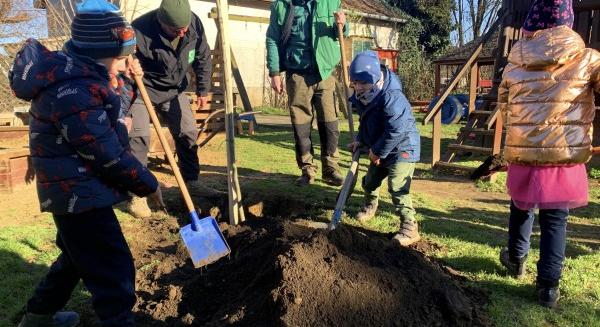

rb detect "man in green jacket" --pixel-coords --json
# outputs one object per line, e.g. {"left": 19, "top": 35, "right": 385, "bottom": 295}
{"left": 266, "top": 0, "right": 347, "bottom": 186}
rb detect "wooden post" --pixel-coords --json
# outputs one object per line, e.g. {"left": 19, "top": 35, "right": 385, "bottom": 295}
{"left": 469, "top": 62, "right": 478, "bottom": 114}
{"left": 432, "top": 110, "right": 441, "bottom": 167}
{"left": 492, "top": 113, "right": 503, "bottom": 155}
{"left": 434, "top": 64, "right": 441, "bottom": 96}
{"left": 215, "top": 0, "right": 245, "bottom": 224}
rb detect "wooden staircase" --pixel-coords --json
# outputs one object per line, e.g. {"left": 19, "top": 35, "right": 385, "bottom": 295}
{"left": 191, "top": 9, "right": 258, "bottom": 147}
{"left": 423, "top": 0, "right": 533, "bottom": 176}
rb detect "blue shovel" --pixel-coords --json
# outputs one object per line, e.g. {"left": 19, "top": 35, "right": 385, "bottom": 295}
{"left": 132, "top": 72, "right": 230, "bottom": 268}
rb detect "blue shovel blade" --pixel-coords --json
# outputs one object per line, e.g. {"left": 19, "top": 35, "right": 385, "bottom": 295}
{"left": 180, "top": 213, "right": 230, "bottom": 268}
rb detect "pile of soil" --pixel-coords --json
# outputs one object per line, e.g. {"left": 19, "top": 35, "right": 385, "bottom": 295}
{"left": 128, "top": 214, "right": 490, "bottom": 327}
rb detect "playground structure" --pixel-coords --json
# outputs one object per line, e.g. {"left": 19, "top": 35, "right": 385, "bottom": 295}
{"left": 423, "top": 0, "right": 600, "bottom": 176}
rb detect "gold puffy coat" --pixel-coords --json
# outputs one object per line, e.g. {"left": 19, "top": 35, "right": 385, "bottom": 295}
{"left": 498, "top": 26, "right": 600, "bottom": 165}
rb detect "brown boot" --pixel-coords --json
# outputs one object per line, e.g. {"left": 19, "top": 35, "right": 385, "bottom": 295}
{"left": 295, "top": 172, "right": 315, "bottom": 187}
{"left": 393, "top": 220, "right": 421, "bottom": 246}
{"left": 322, "top": 169, "right": 344, "bottom": 186}
{"left": 126, "top": 196, "right": 151, "bottom": 218}
{"left": 356, "top": 202, "right": 378, "bottom": 223}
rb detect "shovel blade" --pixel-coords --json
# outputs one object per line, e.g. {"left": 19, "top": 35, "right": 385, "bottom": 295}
{"left": 180, "top": 215, "right": 230, "bottom": 268}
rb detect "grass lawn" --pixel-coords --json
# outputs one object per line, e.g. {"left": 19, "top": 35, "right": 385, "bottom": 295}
{"left": 0, "top": 112, "right": 598, "bottom": 326}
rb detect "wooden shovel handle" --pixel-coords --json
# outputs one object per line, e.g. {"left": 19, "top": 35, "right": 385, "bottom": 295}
{"left": 130, "top": 70, "right": 196, "bottom": 214}
{"left": 337, "top": 23, "right": 355, "bottom": 140}
{"left": 593, "top": 147, "right": 600, "bottom": 155}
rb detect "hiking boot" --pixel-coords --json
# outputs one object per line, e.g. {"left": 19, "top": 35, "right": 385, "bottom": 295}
{"left": 18, "top": 311, "right": 80, "bottom": 327}
{"left": 295, "top": 173, "right": 315, "bottom": 187}
{"left": 322, "top": 169, "right": 344, "bottom": 186}
{"left": 393, "top": 220, "right": 421, "bottom": 246}
{"left": 126, "top": 196, "right": 151, "bottom": 218}
{"left": 185, "top": 180, "right": 226, "bottom": 197}
{"left": 499, "top": 247, "right": 527, "bottom": 279}
{"left": 356, "top": 203, "right": 378, "bottom": 223}
{"left": 536, "top": 282, "right": 560, "bottom": 309}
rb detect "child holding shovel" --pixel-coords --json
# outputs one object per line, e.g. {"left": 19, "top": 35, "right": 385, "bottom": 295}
{"left": 347, "top": 51, "right": 421, "bottom": 247}
{"left": 497, "top": 0, "right": 600, "bottom": 308}
{"left": 9, "top": 0, "right": 164, "bottom": 325}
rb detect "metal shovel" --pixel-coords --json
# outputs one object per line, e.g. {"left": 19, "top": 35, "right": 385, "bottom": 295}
{"left": 132, "top": 71, "right": 230, "bottom": 268}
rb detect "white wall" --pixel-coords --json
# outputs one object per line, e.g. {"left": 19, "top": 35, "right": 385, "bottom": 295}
{"left": 349, "top": 20, "right": 399, "bottom": 51}
{"left": 123, "top": 1, "right": 271, "bottom": 106}
{"left": 121, "top": 2, "right": 401, "bottom": 106}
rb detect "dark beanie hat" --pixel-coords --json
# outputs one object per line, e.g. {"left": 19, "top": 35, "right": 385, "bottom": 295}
{"left": 70, "top": 0, "right": 136, "bottom": 59}
{"left": 157, "top": 0, "right": 192, "bottom": 28}
{"left": 523, "top": 0, "right": 574, "bottom": 32}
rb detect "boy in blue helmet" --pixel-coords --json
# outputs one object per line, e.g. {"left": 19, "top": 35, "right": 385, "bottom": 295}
{"left": 347, "top": 51, "right": 421, "bottom": 246}
{"left": 10, "top": 0, "right": 164, "bottom": 326}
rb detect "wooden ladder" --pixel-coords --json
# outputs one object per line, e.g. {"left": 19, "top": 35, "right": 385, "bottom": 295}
{"left": 423, "top": 0, "right": 533, "bottom": 176}
{"left": 192, "top": 9, "right": 258, "bottom": 147}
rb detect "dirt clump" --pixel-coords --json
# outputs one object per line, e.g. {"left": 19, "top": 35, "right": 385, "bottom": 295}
{"left": 130, "top": 216, "right": 490, "bottom": 326}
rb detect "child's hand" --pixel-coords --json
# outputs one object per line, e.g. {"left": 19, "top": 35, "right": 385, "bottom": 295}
{"left": 369, "top": 149, "right": 380, "bottom": 166}
{"left": 348, "top": 141, "right": 361, "bottom": 152}
{"left": 124, "top": 117, "right": 133, "bottom": 133}
{"left": 127, "top": 58, "right": 144, "bottom": 78}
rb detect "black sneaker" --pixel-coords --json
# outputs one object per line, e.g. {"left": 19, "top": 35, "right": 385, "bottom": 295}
{"left": 536, "top": 283, "right": 560, "bottom": 308}
{"left": 295, "top": 173, "right": 315, "bottom": 187}
{"left": 322, "top": 169, "right": 344, "bottom": 186}
{"left": 499, "top": 247, "right": 527, "bottom": 279}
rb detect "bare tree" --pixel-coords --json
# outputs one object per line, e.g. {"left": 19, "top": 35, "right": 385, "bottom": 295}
{"left": 452, "top": 0, "right": 465, "bottom": 46}
{"left": 451, "top": 0, "right": 501, "bottom": 45}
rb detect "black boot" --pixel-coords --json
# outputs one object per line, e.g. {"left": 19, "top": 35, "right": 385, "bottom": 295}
{"left": 499, "top": 247, "right": 527, "bottom": 279}
{"left": 536, "top": 280, "right": 560, "bottom": 308}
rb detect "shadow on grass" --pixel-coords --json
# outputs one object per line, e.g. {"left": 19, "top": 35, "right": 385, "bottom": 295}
{"left": 0, "top": 248, "right": 171, "bottom": 326}
{"left": 417, "top": 205, "right": 598, "bottom": 258}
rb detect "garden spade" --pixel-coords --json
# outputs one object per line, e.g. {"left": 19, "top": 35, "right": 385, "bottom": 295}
{"left": 327, "top": 22, "right": 361, "bottom": 230}
{"left": 131, "top": 66, "right": 230, "bottom": 268}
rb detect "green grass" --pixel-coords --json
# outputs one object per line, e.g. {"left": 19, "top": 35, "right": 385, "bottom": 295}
{"left": 0, "top": 215, "right": 128, "bottom": 326}
{"left": 254, "top": 105, "right": 289, "bottom": 116}
{"left": 1, "top": 110, "right": 598, "bottom": 326}
{"left": 228, "top": 114, "right": 600, "bottom": 326}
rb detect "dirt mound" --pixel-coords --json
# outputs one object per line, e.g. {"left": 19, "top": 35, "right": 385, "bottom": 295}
{"left": 130, "top": 217, "right": 490, "bottom": 326}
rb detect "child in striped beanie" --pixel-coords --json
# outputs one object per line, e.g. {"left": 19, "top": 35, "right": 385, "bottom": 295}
{"left": 11, "top": 1, "right": 164, "bottom": 326}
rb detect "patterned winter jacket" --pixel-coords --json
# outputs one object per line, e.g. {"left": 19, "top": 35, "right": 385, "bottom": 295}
{"left": 10, "top": 39, "right": 158, "bottom": 215}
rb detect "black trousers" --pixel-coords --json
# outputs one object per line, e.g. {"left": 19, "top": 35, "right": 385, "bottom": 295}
{"left": 26, "top": 207, "right": 136, "bottom": 327}
{"left": 129, "top": 93, "right": 200, "bottom": 181}
{"left": 508, "top": 201, "right": 568, "bottom": 286}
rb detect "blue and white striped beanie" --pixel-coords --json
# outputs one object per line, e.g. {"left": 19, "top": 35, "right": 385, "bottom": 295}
{"left": 70, "top": 0, "right": 136, "bottom": 59}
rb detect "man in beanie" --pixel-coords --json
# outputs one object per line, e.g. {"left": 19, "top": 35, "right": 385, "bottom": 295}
{"left": 346, "top": 51, "right": 421, "bottom": 247}
{"left": 497, "top": 0, "right": 600, "bottom": 308}
{"left": 266, "top": 0, "right": 347, "bottom": 187}
{"left": 10, "top": 0, "right": 165, "bottom": 326}
{"left": 127, "top": 0, "right": 212, "bottom": 217}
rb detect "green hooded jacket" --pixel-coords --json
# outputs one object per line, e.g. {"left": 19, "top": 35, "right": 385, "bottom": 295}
{"left": 266, "top": 0, "right": 347, "bottom": 81}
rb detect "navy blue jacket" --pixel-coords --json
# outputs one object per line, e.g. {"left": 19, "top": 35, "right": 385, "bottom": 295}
{"left": 350, "top": 67, "right": 421, "bottom": 166}
{"left": 10, "top": 39, "right": 158, "bottom": 215}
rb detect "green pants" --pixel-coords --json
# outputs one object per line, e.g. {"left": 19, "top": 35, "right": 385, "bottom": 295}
{"left": 362, "top": 161, "right": 416, "bottom": 222}
{"left": 286, "top": 72, "right": 340, "bottom": 175}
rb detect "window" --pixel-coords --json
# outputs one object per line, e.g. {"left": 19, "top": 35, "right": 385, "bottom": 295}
{"left": 351, "top": 38, "right": 374, "bottom": 59}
